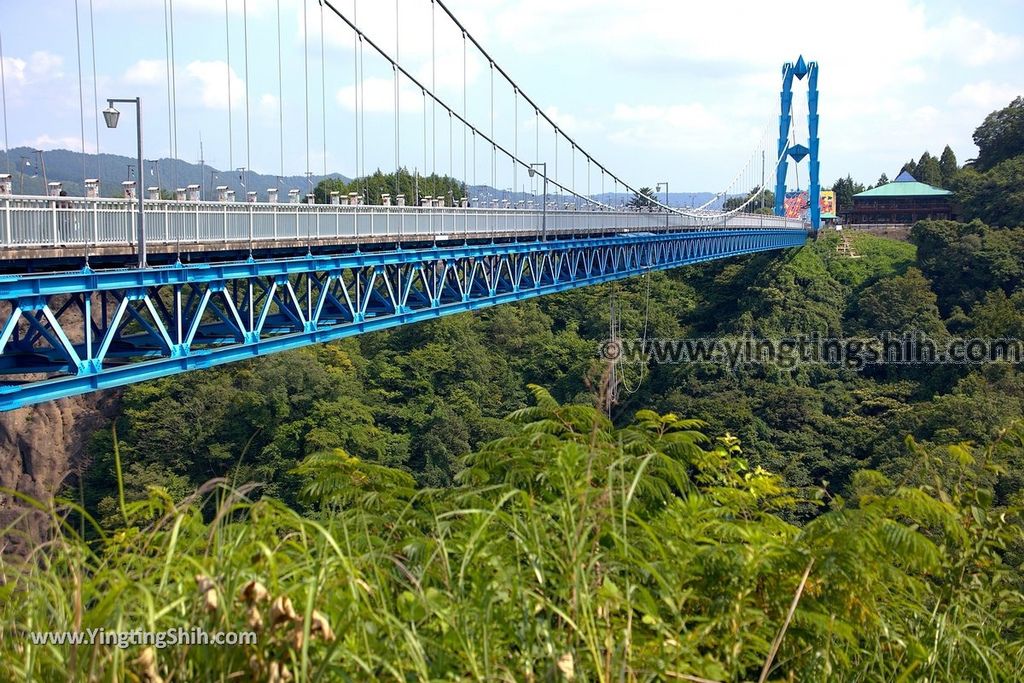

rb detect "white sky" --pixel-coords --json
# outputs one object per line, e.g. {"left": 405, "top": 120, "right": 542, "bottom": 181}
{"left": 1, "top": 0, "right": 1021, "bottom": 193}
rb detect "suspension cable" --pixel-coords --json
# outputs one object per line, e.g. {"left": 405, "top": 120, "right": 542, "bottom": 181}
{"left": 0, "top": 30, "right": 9, "bottom": 173}
{"left": 431, "top": 0, "right": 436, "bottom": 180}
{"left": 224, "top": 0, "right": 233, "bottom": 171}
{"left": 394, "top": 0, "right": 400, "bottom": 199}
{"left": 320, "top": 0, "right": 327, "bottom": 177}
{"left": 352, "top": 0, "right": 359, "bottom": 183}
{"left": 303, "top": 0, "right": 310, "bottom": 185}
{"left": 489, "top": 61, "right": 495, "bottom": 191}
{"left": 169, "top": 0, "right": 178, "bottom": 189}
{"left": 462, "top": 31, "right": 466, "bottom": 191}
{"left": 277, "top": 0, "right": 284, "bottom": 179}
{"left": 165, "top": 0, "right": 175, "bottom": 181}
{"left": 74, "top": 0, "right": 87, "bottom": 184}
{"left": 88, "top": 0, "right": 99, "bottom": 177}
{"left": 243, "top": 0, "right": 251, "bottom": 192}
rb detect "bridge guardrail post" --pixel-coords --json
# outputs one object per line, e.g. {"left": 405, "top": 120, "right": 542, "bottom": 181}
{"left": 3, "top": 198, "right": 10, "bottom": 247}
{"left": 51, "top": 199, "right": 58, "bottom": 246}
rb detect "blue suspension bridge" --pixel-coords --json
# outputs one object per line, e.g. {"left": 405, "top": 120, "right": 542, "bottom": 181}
{"left": 0, "top": 1, "right": 819, "bottom": 411}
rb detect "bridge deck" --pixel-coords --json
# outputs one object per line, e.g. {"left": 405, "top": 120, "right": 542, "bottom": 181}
{"left": 0, "top": 195, "right": 804, "bottom": 270}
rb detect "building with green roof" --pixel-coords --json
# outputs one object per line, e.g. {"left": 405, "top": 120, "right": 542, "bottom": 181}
{"left": 845, "top": 170, "right": 955, "bottom": 225}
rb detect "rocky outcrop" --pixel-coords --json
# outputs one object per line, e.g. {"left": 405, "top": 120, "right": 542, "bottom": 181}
{"left": 0, "top": 392, "right": 118, "bottom": 553}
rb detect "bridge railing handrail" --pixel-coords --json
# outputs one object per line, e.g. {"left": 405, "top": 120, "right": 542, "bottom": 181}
{"left": 0, "top": 194, "right": 804, "bottom": 248}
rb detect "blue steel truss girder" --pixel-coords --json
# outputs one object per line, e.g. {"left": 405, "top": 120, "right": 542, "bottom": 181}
{"left": 0, "top": 229, "right": 806, "bottom": 410}
{"left": 0, "top": 230, "right": 791, "bottom": 299}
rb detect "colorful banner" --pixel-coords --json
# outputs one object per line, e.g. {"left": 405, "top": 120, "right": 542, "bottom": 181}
{"left": 784, "top": 191, "right": 808, "bottom": 220}
{"left": 820, "top": 190, "right": 836, "bottom": 218}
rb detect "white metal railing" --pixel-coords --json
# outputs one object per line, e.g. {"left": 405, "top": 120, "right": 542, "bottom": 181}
{"left": 0, "top": 195, "right": 805, "bottom": 249}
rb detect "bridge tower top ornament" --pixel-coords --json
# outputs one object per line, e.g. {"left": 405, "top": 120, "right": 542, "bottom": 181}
{"left": 774, "top": 55, "right": 820, "bottom": 231}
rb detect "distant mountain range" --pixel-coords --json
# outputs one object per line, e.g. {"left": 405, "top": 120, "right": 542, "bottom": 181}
{"left": 0, "top": 147, "right": 348, "bottom": 200}
{"left": 0, "top": 147, "right": 726, "bottom": 208}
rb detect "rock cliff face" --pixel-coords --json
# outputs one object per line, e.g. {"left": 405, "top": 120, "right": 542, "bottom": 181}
{"left": 0, "top": 393, "right": 118, "bottom": 552}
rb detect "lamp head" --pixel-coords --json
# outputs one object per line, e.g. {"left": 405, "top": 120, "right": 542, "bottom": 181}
{"left": 528, "top": 167, "right": 536, "bottom": 178}
{"left": 102, "top": 105, "right": 120, "bottom": 129}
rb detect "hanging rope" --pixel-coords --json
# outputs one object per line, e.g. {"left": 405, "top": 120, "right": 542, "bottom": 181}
{"left": 243, "top": 0, "right": 251, "bottom": 192}
{"left": 462, "top": 30, "right": 466, "bottom": 190}
{"left": 513, "top": 87, "right": 517, "bottom": 199}
{"left": 303, "top": 0, "right": 310, "bottom": 185}
{"left": 394, "top": 0, "right": 400, "bottom": 199}
{"left": 169, "top": 0, "right": 178, "bottom": 189}
{"left": 0, "top": 30, "right": 9, "bottom": 174}
{"left": 320, "top": 0, "right": 327, "bottom": 177}
{"left": 359, "top": 33, "right": 366, "bottom": 197}
{"left": 493, "top": 61, "right": 497, "bottom": 191}
{"left": 431, "top": 0, "right": 436, "bottom": 180}
{"left": 224, "top": 0, "right": 233, "bottom": 172}
{"left": 88, "top": 0, "right": 100, "bottom": 177}
{"left": 277, "top": 0, "right": 284, "bottom": 179}
{"left": 165, "top": 0, "right": 175, "bottom": 180}
{"left": 422, "top": 87, "right": 427, "bottom": 187}
{"left": 74, "top": 0, "right": 87, "bottom": 184}
{"left": 352, "top": 0, "right": 359, "bottom": 183}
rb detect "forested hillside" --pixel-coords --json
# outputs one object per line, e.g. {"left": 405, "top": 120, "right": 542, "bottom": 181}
{"left": 3, "top": 99, "right": 1024, "bottom": 681}
{"left": 79, "top": 225, "right": 1024, "bottom": 523}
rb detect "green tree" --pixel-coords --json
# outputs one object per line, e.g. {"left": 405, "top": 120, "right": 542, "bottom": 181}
{"left": 902, "top": 158, "right": 918, "bottom": 177}
{"left": 973, "top": 95, "right": 1024, "bottom": 171}
{"left": 939, "top": 144, "right": 958, "bottom": 187}
{"left": 627, "top": 186, "right": 657, "bottom": 209}
{"left": 955, "top": 156, "right": 1024, "bottom": 228}
{"left": 876, "top": 172, "right": 889, "bottom": 186}
{"left": 314, "top": 168, "right": 466, "bottom": 206}
{"left": 854, "top": 267, "right": 946, "bottom": 335}
{"left": 910, "top": 219, "right": 1024, "bottom": 311}
{"left": 723, "top": 187, "right": 774, "bottom": 212}
{"left": 832, "top": 174, "right": 865, "bottom": 212}
{"left": 916, "top": 151, "right": 942, "bottom": 186}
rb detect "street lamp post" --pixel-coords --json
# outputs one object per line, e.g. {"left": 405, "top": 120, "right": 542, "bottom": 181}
{"left": 103, "top": 97, "right": 146, "bottom": 268}
{"left": 656, "top": 181, "right": 669, "bottom": 230}
{"left": 528, "top": 162, "right": 548, "bottom": 241}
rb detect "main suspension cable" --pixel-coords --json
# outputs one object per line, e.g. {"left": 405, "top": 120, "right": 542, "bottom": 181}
{"left": 322, "top": 0, "right": 628, "bottom": 208}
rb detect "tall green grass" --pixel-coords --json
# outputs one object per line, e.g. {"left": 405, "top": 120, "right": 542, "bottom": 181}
{"left": 2, "top": 386, "right": 1022, "bottom": 681}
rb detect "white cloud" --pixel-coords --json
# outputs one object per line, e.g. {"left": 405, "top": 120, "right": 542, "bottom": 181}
{"left": 184, "top": 60, "right": 245, "bottom": 110}
{"left": 123, "top": 59, "right": 166, "bottom": 86}
{"left": 0, "top": 51, "right": 63, "bottom": 90}
{"left": 607, "top": 102, "right": 731, "bottom": 153}
{"left": 1, "top": 56, "right": 27, "bottom": 86}
{"left": 336, "top": 77, "right": 421, "bottom": 114}
{"left": 24, "top": 134, "right": 96, "bottom": 154}
{"left": 949, "top": 81, "right": 1022, "bottom": 110}
{"left": 27, "top": 51, "right": 63, "bottom": 80}
{"left": 932, "top": 16, "right": 1022, "bottom": 67}
{"left": 259, "top": 93, "right": 279, "bottom": 114}
{"left": 544, "top": 106, "right": 604, "bottom": 136}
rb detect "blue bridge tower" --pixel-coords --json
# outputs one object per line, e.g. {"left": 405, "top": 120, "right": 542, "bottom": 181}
{"left": 774, "top": 56, "right": 820, "bottom": 232}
